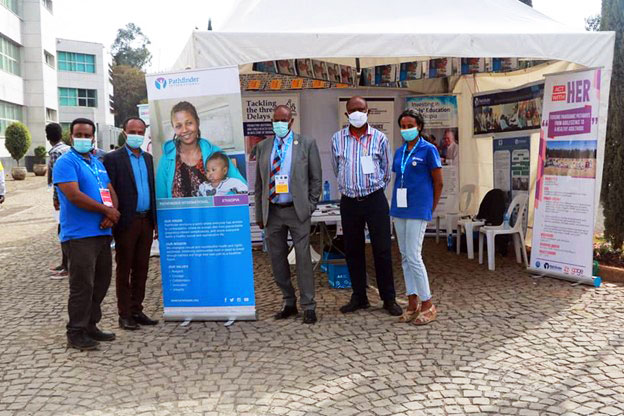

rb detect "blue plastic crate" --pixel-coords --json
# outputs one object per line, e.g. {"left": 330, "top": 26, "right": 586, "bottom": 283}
{"left": 327, "top": 263, "right": 351, "bottom": 289}
{"left": 321, "top": 250, "right": 342, "bottom": 273}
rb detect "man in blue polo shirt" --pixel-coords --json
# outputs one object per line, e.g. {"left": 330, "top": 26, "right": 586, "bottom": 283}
{"left": 54, "top": 118, "right": 121, "bottom": 351}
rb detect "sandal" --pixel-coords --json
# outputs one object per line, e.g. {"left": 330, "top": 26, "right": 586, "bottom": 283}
{"left": 398, "top": 303, "right": 421, "bottom": 323}
{"left": 412, "top": 304, "right": 437, "bottom": 325}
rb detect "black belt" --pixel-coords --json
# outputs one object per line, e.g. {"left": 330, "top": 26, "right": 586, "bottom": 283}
{"left": 270, "top": 202, "right": 294, "bottom": 208}
{"left": 134, "top": 211, "right": 150, "bottom": 218}
{"left": 343, "top": 188, "right": 384, "bottom": 202}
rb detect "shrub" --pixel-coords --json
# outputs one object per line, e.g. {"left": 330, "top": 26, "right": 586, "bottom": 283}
{"left": 5, "top": 122, "right": 32, "bottom": 166}
{"left": 34, "top": 146, "right": 47, "bottom": 164}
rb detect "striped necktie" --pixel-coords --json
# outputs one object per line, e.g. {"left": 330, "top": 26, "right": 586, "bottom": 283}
{"left": 268, "top": 139, "right": 283, "bottom": 203}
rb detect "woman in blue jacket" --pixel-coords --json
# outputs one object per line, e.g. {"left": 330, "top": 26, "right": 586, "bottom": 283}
{"left": 156, "top": 101, "right": 245, "bottom": 198}
{"left": 391, "top": 108, "right": 443, "bottom": 325}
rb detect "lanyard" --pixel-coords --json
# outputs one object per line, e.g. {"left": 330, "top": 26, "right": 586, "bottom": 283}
{"left": 273, "top": 132, "right": 292, "bottom": 168}
{"left": 73, "top": 150, "right": 104, "bottom": 189}
{"left": 400, "top": 140, "right": 419, "bottom": 187}
{"left": 352, "top": 131, "right": 370, "bottom": 157}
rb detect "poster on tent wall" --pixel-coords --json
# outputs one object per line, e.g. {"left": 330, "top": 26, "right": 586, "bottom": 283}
{"left": 493, "top": 136, "right": 531, "bottom": 203}
{"left": 405, "top": 96, "right": 459, "bottom": 230}
{"left": 473, "top": 81, "right": 544, "bottom": 137}
{"left": 529, "top": 68, "right": 601, "bottom": 282}
{"left": 146, "top": 67, "right": 255, "bottom": 321}
{"left": 242, "top": 94, "right": 300, "bottom": 244}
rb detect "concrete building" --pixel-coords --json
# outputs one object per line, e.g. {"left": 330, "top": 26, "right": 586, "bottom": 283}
{"left": 0, "top": 0, "right": 58, "bottom": 170}
{"left": 56, "top": 38, "right": 117, "bottom": 151}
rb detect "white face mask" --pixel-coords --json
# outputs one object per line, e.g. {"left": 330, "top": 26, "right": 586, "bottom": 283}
{"left": 348, "top": 111, "right": 368, "bottom": 128}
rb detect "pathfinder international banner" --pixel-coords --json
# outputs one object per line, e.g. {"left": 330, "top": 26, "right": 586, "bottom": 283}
{"left": 146, "top": 67, "right": 256, "bottom": 320}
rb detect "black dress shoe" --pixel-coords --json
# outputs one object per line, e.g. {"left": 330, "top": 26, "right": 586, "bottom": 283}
{"left": 132, "top": 312, "right": 159, "bottom": 326}
{"left": 340, "top": 298, "right": 370, "bottom": 313}
{"left": 86, "top": 326, "right": 116, "bottom": 341}
{"left": 67, "top": 331, "right": 99, "bottom": 351}
{"left": 383, "top": 300, "right": 403, "bottom": 316}
{"left": 274, "top": 305, "right": 298, "bottom": 320}
{"left": 303, "top": 310, "right": 317, "bottom": 324}
{"left": 119, "top": 317, "right": 140, "bottom": 330}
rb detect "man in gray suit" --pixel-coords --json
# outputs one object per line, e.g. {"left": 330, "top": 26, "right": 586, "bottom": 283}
{"left": 254, "top": 105, "right": 322, "bottom": 324}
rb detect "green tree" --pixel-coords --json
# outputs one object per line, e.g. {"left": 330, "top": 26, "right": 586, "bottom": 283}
{"left": 111, "top": 65, "right": 147, "bottom": 126}
{"left": 600, "top": 0, "right": 624, "bottom": 248}
{"left": 5, "top": 122, "right": 32, "bottom": 166}
{"left": 111, "top": 23, "right": 152, "bottom": 69}
{"left": 518, "top": 0, "right": 532, "bottom": 6}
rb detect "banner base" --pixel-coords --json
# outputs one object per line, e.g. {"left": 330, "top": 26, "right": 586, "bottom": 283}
{"left": 528, "top": 268, "right": 601, "bottom": 287}
{"left": 163, "top": 306, "right": 257, "bottom": 321}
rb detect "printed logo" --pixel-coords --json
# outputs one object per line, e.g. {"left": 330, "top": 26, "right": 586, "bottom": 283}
{"left": 535, "top": 261, "right": 541, "bottom": 268}
{"left": 155, "top": 77, "right": 167, "bottom": 90}
{"left": 544, "top": 263, "right": 550, "bottom": 270}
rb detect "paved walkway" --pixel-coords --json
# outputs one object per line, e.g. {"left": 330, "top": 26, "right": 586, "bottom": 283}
{"left": 1, "top": 176, "right": 623, "bottom": 416}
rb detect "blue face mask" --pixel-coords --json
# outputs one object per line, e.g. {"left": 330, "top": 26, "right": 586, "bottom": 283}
{"left": 73, "top": 138, "right": 94, "bottom": 154}
{"left": 126, "top": 134, "right": 144, "bottom": 149}
{"left": 272, "top": 121, "right": 290, "bottom": 138}
{"left": 401, "top": 127, "right": 419, "bottom": 142}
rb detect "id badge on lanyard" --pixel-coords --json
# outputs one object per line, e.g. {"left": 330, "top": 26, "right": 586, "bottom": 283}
{"left": 100, "top": 188, "right": 113, "bottom": 207}
{"left": 79, "top": 153, "right": 111, "bottom": 207}
{"left": 398, "top": 142, "right": 418, "bottom": 208}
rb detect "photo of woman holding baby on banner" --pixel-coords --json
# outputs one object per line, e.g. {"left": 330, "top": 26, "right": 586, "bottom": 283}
{"left": 155, "top": 101, "right": 247, "bottom": 198}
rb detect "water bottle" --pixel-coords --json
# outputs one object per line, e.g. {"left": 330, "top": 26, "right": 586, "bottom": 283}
{"left": 447, "top": 234, "right": 454, "bottom": 251}
{"left": 323, "top": 180, "right": 331, "bottom": 201}
{"left": 503, "top": 212, "right": 510, "bottom": 229}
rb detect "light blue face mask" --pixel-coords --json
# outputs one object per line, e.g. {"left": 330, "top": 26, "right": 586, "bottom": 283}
{"left": 272, "top": 121, "right": 290, "bottom": 138}
{"left": 400, "top": 127, "right": 419, "bottom": 142}
{"left": 126, "top": 134, "right": 144, "bottom": 149}
{"left": 73, "top": 138, "right": 94, "bottom": 154}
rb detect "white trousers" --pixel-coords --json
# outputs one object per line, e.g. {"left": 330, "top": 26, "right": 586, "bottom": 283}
{"left": 393, "top": 218, "right": 432, "bottom": 301}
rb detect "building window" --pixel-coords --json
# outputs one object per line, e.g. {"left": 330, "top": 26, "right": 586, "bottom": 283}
{"left": 41, "top": 0, "right": 52, "bottom": 13}
{"left": 57, "top": 51, "right": 95, "bottom": 73}
{"left": 59, "top": 88, "right": 97, "bottom": 108}
{"left": 0, "top": 36, "right": 20, "bottom": 76}
{"left": 1, "top": 0, "right": 19, "bottom": 14}
{"left": 46, "top": 107, "right": 57, "bottom": 122}
{"left": 0, "top": 100, "right": 23, "bottom": 139}
{"left": 44, "top": 50, "right": 55, "bottom": 68}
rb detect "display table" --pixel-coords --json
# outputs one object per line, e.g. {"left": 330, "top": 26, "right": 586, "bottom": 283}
{"left": 287, "top": 202, "right": 346, "bottom": 269}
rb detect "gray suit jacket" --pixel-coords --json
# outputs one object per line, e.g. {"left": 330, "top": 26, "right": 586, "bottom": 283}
{"left": 254, "top": 133, "right": 322, "bottom": 225}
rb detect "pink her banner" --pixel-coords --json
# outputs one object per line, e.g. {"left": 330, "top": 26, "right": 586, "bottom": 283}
{"left": 530, "top": 68, "right": 601, "bottom": 286}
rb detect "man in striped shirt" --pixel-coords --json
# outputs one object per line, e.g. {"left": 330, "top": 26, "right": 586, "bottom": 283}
{"left": 331, "top": 96, "right": 402, "bottom": 316}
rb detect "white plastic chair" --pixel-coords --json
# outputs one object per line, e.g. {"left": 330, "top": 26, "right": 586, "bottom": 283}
{"left": 435, "top": 184, "right": 476, "bottom": 244}
{"left": 478, "top": 193, "right": 529, "bottom": 271}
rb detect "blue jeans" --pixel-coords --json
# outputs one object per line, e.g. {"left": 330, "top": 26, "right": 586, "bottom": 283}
{"left": 393, "top": 218, "right": 432, "bottom": 301}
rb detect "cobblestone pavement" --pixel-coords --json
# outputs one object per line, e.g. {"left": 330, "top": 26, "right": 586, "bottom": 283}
{"left": 1, "top": 176, "right": 624, "bottom": 416}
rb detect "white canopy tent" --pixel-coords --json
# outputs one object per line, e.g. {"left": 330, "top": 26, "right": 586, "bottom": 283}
{"left": 173, "top": 0, "right": 615, "bottom": 214}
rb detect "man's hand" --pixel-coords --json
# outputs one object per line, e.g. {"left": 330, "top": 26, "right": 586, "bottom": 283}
{"left": 0, "top": 195, "right": 4, "bottom": 204}
{"left": 256, "top": 220, "right": 264, "bottom": 229}
{"left": 104, "top": 206, "right": 121, "bottom": 223}
{"left": 100, "top": 217, "right": 114, "bottom": 229}
{"left": 53, "top": 199, "right": 60, "bottom": 210}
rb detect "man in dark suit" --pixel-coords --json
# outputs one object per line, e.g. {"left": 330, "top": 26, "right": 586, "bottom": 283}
{"left": 103, "top": 117, "right": 158, "bottom": 330}
{"left": 254, "top": 105, "right": 322, "bottom": 324}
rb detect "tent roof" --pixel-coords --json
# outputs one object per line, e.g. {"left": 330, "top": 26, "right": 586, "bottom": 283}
{"left": 173, "top": 0, "right": 614, "bottom": 75}
{"left": 219, "top": 0, "right": 575, "bottom": 34}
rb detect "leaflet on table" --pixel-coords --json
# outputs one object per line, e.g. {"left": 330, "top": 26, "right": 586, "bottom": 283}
{"left": 530, "top": 68, "right": 601, "bottom": 283}
{"left": 146, "top": 66, "right": 256, "bottom": 320}
{"left": 405, "top": 96, "right": 459, "bottom": 231}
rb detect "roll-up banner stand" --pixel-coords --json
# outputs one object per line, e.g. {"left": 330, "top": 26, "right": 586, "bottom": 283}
{"left": 528, "top": 67, "right": 602, "bottom": 287}
{"left": 146, "top": 66, "right": 257, "bottom": 320}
